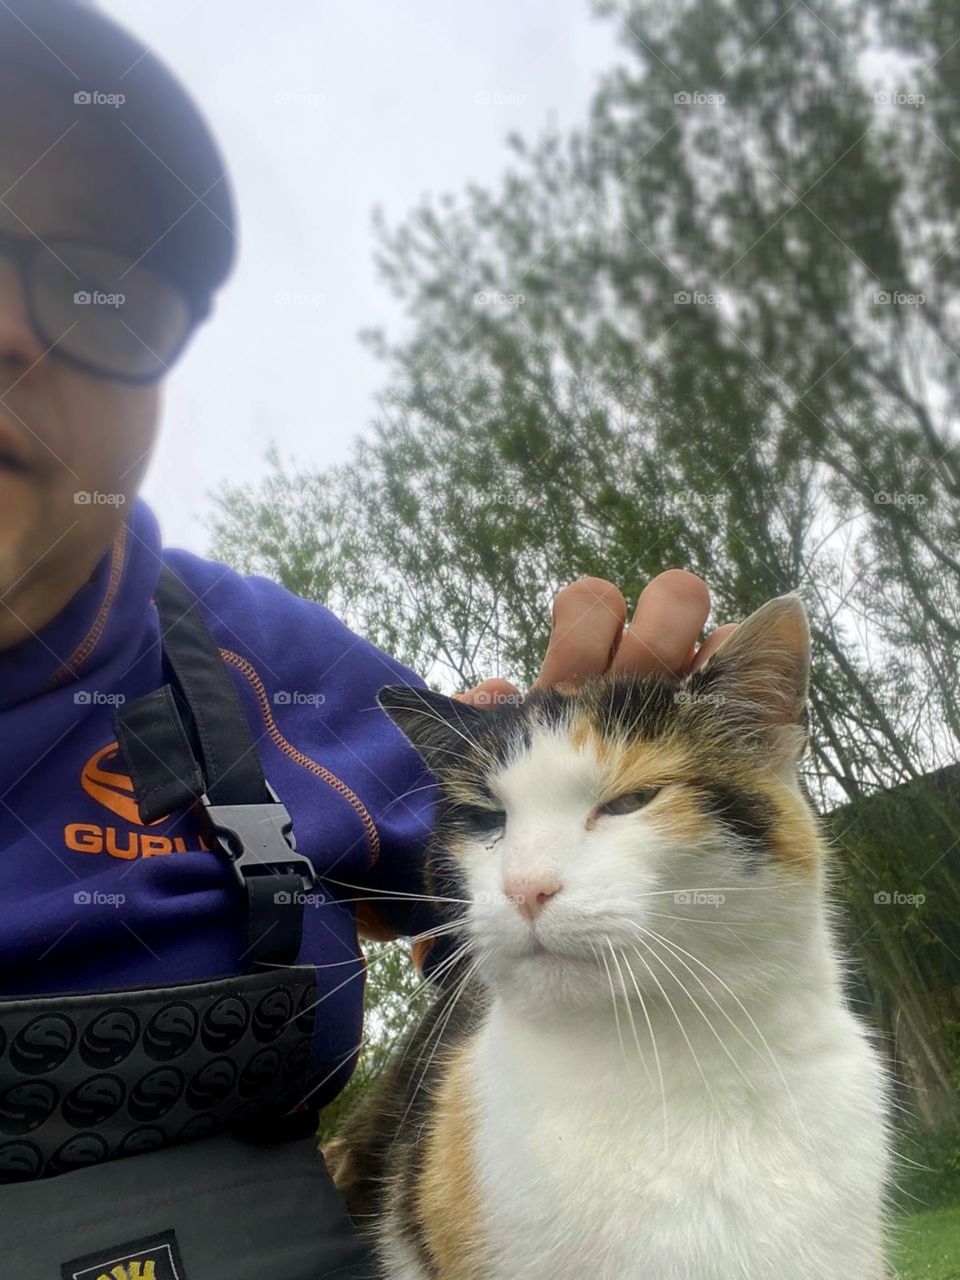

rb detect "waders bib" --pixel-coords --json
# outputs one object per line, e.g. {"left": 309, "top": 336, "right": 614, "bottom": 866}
{"left": 0, "top": 566, "right": 381, "bottom": 1279}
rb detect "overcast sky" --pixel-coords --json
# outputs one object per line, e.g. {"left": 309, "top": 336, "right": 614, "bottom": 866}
{"left": 95, "top": 0, "right": 621, "bottom": 554}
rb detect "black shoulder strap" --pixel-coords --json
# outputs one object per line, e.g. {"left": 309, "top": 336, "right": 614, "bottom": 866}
{"left": 115, "top": 564, "right": 316, "bottom": 970}
{"left": 150, "top": 566, "right": 272, "bottom": 808}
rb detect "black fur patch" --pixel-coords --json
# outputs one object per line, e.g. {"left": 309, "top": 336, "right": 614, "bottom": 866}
{"left": 698, "top": 782, "right": 776, "bottom": 867}
{"left": 330, "top": 969, "right": 487, "bottom": 1273}
{"left": 589, "top": 676, "right": 683, "bottom": 739}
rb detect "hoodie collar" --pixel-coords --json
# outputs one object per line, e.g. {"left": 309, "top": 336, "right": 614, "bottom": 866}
{"left": 0, "top": 499, "right": 164, "bottom": 713}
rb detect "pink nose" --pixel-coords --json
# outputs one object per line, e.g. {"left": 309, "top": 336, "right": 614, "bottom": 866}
{"left": 503, "top": 875, "right": 563, "bottom": 923}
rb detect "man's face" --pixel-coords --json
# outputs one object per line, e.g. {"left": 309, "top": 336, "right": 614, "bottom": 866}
{"left": 0, "top": 89, "right": 163, "bottom": 642}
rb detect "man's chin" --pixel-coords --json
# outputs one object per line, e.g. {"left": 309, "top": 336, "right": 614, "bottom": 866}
{"left": 0, "top": 485, "right": 35, "bottom": 576}
{"left": 0, "top": 489, "right": 50, "bottom": 645}
{"left": 0, "top": 460, "right": 33, "bottom": 498}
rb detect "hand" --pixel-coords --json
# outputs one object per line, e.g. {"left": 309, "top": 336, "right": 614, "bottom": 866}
{"left": 453, "top": 570, "right": 737, "bottom": 707}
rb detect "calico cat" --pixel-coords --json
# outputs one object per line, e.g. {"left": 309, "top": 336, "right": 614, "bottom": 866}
{"left": 325, "top": 596, "right": 890, "bottom": 1280}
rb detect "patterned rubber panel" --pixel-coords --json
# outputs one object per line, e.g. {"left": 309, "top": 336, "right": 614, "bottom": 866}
{"left": 0, "top": 966, "right": 318, "bottom": 1183}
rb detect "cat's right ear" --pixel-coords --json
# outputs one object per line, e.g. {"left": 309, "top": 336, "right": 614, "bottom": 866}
{"left": 377, "top": 684, "right": 484, "bottom": 777}
{"left": 690, "top": 594, "right": 810, "bottom": 774}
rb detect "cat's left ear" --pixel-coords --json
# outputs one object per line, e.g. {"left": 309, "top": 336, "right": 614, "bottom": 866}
{"left": 688, "top": 594, "right": 810, "bottom": 772}
{"left": 377, "top": 684, "right": 485, "bottom": 778}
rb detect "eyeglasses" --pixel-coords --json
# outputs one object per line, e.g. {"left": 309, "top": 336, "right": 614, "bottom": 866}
{"left": 0, "top": 230, "right": 205, "bottom": 384}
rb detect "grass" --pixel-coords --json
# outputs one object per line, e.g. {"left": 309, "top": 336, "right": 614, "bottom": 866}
{"left": 891, "top": 1202, "right": 960, "bottom": 1279}
{"left": 886, "top": 1124, "right": 960, "bottom": 1277}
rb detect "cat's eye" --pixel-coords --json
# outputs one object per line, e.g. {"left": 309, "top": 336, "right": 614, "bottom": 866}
{"left": 458, "top": 805, "right": 507, "bottom": 835}
{"left": 596, "top": 787, "right": 661, "bottom": 817}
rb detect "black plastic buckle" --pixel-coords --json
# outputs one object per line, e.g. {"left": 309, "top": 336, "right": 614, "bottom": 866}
{"left": 202, "top": 781, "right": 317, "bottom": 890}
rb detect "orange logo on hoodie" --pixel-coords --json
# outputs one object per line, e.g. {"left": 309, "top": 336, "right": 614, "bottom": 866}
{"left": 69, "top": 742, "right": 208, "bottom": 859}
{"left": 80, "top": 741, "right": 166, "bottom": 826}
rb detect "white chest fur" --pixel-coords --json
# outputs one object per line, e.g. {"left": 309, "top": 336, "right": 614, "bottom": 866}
{"left": 468, "top": 983, "right": 889, "bottom": 1280}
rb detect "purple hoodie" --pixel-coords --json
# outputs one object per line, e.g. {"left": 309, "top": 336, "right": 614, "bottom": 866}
{"left": 0, "top": 499, "right": 442, "bottom": 1096}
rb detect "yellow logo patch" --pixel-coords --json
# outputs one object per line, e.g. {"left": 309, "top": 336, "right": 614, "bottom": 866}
{"left": 96, "top": 1263, "right": 155, "bottom": 1280}
{"left": 62, "top": 1230, "right": 185, "bottom": 1280}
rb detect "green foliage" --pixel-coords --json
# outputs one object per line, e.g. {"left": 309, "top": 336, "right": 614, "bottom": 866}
{"left": 317, "top": 940, "right": 432, "bottom": 1145}
{"left": 891, "top": 1126, "right": 960, "bottom": 1216}
{"left": 826, "top": 772, "right": 960, "bottom": 1130}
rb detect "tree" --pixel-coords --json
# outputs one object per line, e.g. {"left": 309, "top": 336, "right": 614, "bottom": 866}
{"left": 211, "top": 0, "right": 960, "bottom": 1127}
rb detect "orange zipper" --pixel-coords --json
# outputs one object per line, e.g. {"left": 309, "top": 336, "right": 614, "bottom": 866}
{"left": 219, "top": 648, "right": 381, "bottom": 867}
{"left": 47, "top": 520, "right": 128, "bottom": 688}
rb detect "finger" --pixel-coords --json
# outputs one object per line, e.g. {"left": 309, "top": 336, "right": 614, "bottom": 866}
{"left": 610, "top": 569, "right": 710, "bottom": 678}
{"left": 453, "top": 678, "right": 522, "bottom": 710}
{"left": 690, "top": 622, "right": 739, "bottom": 671}
{"left": 532, "top": 577, "right": 628, "bottom": 690}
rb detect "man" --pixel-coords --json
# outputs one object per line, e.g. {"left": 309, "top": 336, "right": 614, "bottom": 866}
{"left": 0, "top": 2, "right": 736, "bottom": 1276}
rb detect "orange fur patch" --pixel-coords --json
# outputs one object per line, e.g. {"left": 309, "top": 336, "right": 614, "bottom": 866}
{"left": 417, "top": 1040, "right": 487, "bottom": 1278}
{"left": 571, "top": 714, "right": 693, "bottom": 802}
{"left": 762, "top": 779, "right": 821, "bottom": 874}
{"left": 573, "top": 708, "right": 823, "bottom": 874}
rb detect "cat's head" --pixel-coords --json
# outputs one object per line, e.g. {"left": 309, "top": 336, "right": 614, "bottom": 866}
{"left": 378, "top": 595, "right": 825, "bottom": 1016}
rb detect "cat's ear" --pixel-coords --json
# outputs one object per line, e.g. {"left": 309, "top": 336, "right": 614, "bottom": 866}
{"left": 377, "top": 684, "right": 484, "bottom": 777}
{"left": 690, "top": 594, "right": 810, "bottom": 772}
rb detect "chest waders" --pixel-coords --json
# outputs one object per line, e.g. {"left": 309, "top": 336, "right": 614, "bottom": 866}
{"left": 0, "top": 566, "right": 382, "bottom": 1279}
